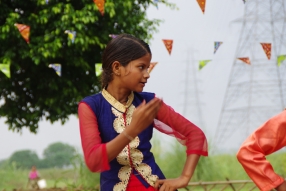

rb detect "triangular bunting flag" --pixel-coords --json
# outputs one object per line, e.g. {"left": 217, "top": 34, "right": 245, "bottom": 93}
{"left": 237, "top": 57, "right": 251, "bottom": 65}
{"left": 199, "top": 60, "right": 211, "bottom": 70}
{"left": 109, "top": 34, "right": 118, "bottom": 39}
{"left": 242, "top": 0, "right": 246, "bottom": 4}
{"left": 260, "top": 43, "right": 271, "bottom": 60}
{"left": 95, "top": 63, "right": 102, "bottom": 77}
{"left": 14, "top": 23, "right": 30, "bottom": 43}
{"left": 93, "top": 0, "right": 105, "bottom": 16}
{"left": 162, "top": 39, "right": 173, "bottom": 55}
{"left": 154, "top": 0, "right": 159, "bottom": 9}
{"left": 148, "top": 62, "right": 158, "bottom": 74}
{"left": 49, "top": 64, "right": 61, "bottom": 76}
{"left": 65, "top": 30, "right": 76, "bottom": 43}
{"left": 0, "top": 63, "right": 11, "bottom": 78}
{"left": 196, "top": 0, "right": 206, "bottom": 14}
{"left": 214, "top": 42, "right": 223, "bottom": 54}
{"left": 277, "top": 55, "right": 286, "bottom": 66}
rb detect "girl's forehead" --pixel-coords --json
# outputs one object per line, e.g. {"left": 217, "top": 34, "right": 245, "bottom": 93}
{"left": 123, "top": 53, "right": 151, "bottom": 67}
{"left": 134, "top": 54, "right": 151, "bottom": 62}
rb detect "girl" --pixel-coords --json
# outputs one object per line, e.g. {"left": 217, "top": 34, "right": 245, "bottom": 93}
{"left": 78, "top": 34, "right": 208, "bottom": 191}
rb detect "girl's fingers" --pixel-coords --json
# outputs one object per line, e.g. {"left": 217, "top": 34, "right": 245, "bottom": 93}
{"left": 136, "top": 98, "right": 161, "bottom": 116}
{"left": 144, "top": 98, "right": 162, "bottom": 112}
{"left": 137, "top": 99, "right": 146, "bottom": 108}
{"left": 155, "top": 179, "right": 164, "bottom": 189}
{"left": 159, "top": 184, "right": 166, "bottom": 191}
{"left": 155, "top": 179, "right": 177, "bottom": 191}
{"left": 133, "top": 98, "right": 162, "bottom": 128}
{"left": 145, "top": 97, "right": 161, "bottom": 107}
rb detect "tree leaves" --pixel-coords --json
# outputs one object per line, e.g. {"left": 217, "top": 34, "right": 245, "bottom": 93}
{"left": 0, "top": 0, "right": 174, "bottom": 133}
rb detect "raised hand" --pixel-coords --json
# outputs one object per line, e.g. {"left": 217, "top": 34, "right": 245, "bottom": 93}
{"left": 126, "top": 97, "right": 162, "bottom": 137}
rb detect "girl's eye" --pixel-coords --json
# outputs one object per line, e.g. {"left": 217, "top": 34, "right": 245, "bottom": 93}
{"left": 139, "top": 66, "right": 144, "bottom": 69}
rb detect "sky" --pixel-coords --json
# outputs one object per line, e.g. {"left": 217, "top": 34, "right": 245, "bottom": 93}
{"left": 0, "top": 0, "right": 247, "bottom": 160}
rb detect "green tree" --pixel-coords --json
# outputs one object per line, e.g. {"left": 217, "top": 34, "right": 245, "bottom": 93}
{"left": 9, "top": 149, "right": 40, "bottom": 169}
{"left": 0, "top": 159, "right": 9, "bottom": 169}
{"left": 42, "top": 142, "right": 77, "bottom": 168}
{"left": 0, "top": 0, "right": 174, "bottom": 133}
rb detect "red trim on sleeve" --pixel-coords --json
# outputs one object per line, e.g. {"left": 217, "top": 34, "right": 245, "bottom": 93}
{"left": 78, "top": 102, "right": 110, "bottom": 172}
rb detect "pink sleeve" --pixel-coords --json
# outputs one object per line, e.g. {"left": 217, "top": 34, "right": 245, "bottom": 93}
{"left": 237, "top": 110, "right": 286, "bottom": 191}
{"left": 155, "top": 100, "right": 208, "bottom": 156}
{"left": 78, "top": 102, "right": 110, "bottom": 172}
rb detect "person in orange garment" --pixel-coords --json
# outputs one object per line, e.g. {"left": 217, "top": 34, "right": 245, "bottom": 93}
{"left": 237, "top": 109, "right": 286, "bottom": 191}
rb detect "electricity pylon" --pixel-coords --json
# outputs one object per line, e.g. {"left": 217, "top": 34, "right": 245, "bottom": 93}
{"left": 181, "top": 49, "right": 205, "bottom": 131}
{"left": 214, "top": 0, "right": 286, "bottom": 150}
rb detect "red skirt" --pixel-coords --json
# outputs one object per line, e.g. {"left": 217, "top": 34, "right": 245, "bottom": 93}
{"left": 126, "top": 174, "right": 156, "bottom": 191}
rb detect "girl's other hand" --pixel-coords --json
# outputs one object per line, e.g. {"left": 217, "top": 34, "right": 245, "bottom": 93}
{"left": 126, "top": 97, "right": 162, "bottom": 137}
{"left": 154, "top": 176, "right": 189, "bottom": 191}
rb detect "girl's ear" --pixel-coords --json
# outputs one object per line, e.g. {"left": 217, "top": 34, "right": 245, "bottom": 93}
{"left": 111, "top": 61, "right": 121, "bottom": 76}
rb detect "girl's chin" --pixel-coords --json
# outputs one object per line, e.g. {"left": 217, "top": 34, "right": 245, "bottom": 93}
{"left": 134, "top": 88, "right": 144, "bottom": 93}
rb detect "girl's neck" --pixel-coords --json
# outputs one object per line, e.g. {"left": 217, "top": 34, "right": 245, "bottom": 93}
{"left": 106, "top": 84, "right": 131, "bottom": 104}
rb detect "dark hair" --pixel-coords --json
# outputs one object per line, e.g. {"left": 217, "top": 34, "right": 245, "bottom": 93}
{"left": 101, "top": 34, "right": 151, "bottom": 88}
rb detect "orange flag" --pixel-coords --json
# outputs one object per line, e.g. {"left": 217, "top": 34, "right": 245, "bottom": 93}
{"left": 148, "top": 62, "right": 158, "bottom": 74}
{"left": 93, "top": 0, "right": 105, "bottom": 15}
{"left": 260, "top": 43, "right": 271, "bottom": 60}
{"left": 197, "top": 0, "right": 206, "bottom": 14}
{"left": 162, "top": 39, "right": 173, "bottom": 55}
{"left": 238, "top": 57, "right": 251, "bottom": 65}
{"left": 14, "top": 23, "right": 30, "bottom": 43}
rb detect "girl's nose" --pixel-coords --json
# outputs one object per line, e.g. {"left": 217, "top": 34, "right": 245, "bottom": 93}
{"left": 144, "top": 70, "right": 150, "bottom": 78}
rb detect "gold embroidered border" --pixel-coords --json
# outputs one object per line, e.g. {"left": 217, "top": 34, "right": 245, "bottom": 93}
{"left": 113, "top": 166, "right": 132, "bottom": 191}
{"left": 111, "top": 102, "right": 158, "bottom": 190}
{"left": 111, "top": 106, "right": 135, "bottom": 133}
{"left": 135, "top": 163, "right": 159, "bottom": 187}
{"left": 102, "top": 89, "right": 134, "bottom": 113}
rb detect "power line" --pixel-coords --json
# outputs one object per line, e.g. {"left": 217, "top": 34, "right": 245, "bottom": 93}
{"left": 214, "top": 0, "right": 286, "bottom": 152}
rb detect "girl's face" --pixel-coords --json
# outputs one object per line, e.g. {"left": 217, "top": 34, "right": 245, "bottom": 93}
{"left": 120, "top": 53, "right": 151, "bottom": 92}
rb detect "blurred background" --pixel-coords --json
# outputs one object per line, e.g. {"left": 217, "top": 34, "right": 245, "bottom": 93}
{"left": 0, "top": 0, "right": 286, "bottom": 190}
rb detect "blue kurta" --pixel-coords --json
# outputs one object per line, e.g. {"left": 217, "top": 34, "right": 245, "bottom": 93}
{"left": 82, "top": 90, "right": 165, "bottom": 191}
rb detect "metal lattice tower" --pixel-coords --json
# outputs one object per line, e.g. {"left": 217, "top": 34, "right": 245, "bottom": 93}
{"left": 180, "top": 49, "right": 205, "bottom": 131}
{"left": 214, "top": 0, "right": 286, "bottom": 149}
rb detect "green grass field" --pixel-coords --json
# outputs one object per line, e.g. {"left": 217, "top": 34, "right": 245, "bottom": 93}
{"left": 1, "top": 141, "right": 286, "bottom": 191}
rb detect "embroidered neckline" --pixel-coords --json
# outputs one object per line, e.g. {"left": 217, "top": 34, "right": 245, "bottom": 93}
{"left": 101, "top": 89, "right": 134, "bottom": 113}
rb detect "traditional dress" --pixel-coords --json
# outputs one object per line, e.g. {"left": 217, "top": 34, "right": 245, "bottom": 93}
{"left": 28, "top": 170, "right": 40, "bottom": 189}
{"left": 78, "top": 89, "right": 208, "bottom": 191}
{"left": 237, "top": 109, "right": 286, "bottom": 191}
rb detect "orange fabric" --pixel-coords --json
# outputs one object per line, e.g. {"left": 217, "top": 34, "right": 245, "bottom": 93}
{"left": 15, "top": 23, "right": 30, "bottom": 43}
{"left": 196, "top": 0, "right": 206, "bottom": 13}
{"left": 237, "top": 110, "right": 286, "bottom": 191}
{"left": 162, "top": 39, "right": 173, "bottom": 55}
{"left": 238, "top": 57, "right": 251, "bottom": 65}
{"left": 93, "top": 0, "right": 105, "bottom": 15}
{"left": 261, "top": 43, "right": 272, "bottom": 60}
{"left": 147, "top": 62, "right": 158, "bottom": 74}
